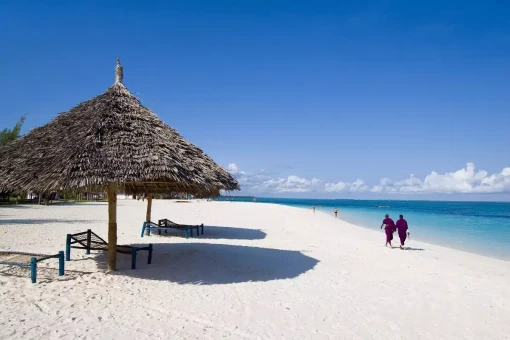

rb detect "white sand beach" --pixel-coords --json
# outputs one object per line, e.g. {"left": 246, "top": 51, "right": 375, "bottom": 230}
{"left": 0, "top": 200, "right": 509, "bottom": 340}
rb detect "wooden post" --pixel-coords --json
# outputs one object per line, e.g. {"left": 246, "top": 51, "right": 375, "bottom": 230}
{"left": 38, "top": 193, "right": 42, "bottom": 205}
{"left": 145, "top": 193, "right": 152, "bottom": 235}
{"left": 107, "top": 183, "right": 117, "bottom": 271}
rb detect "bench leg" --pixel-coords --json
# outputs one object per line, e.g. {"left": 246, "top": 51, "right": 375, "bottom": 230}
{"left": 65, "top": 234, "right": 71, "bottom": 261}
{"left": 58, "top": 251, "right": 65, "bottom": 276}
{"left": 148, "top": 244, "right": 153, "bottom": 265}
{"left": 141, "top": 222, "right": 146, "bottom": 238}
{"left": 195, "top": 226, "right": 199, "bottom": 237}
{"left": 86, "top": 229, "right": 91, "bottom": 255}
{"left": 30, "top": 257, "right": 37, "bottom": 283}
{"left": 201, "top": 224, "right": 204, "bottom": 235}
{"left": 184, "top": 229, "right": 188, "bottom": 239}
{"left": 131, "top": 248, "right": 137, "bottom": 270}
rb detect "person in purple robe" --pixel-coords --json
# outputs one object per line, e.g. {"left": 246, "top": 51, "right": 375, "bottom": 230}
{"left": 396, "top": 214, "right": 409, "bottom": 249}
{"left": 380, "top": 214, "right": 395, "bottom": 247}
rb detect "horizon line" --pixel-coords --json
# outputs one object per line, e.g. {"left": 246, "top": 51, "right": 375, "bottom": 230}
{"left": 219, "top": 196, "right": 510, "bottom": 204}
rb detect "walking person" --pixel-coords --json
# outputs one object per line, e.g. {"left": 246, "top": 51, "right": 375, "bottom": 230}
{"left": 396, "top": 214, "right": 409, "bottom": 249}
{"left": 380, "top": 214, "right": 395, "bottom": 247}
{"left": 312, "top": 206, "right": 316, "bottom": 213}
{"left": 334, "top": 208, "right": 338, "bottom": 218}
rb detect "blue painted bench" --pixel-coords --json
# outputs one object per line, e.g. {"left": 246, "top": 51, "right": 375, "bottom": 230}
{"left": 0, "top": 251, "right": 65, "bottom": 283}
{"left": 66, "top": 229, "right": 153, "bottom": 269}
{"left": 141, "top": 219, "right": 204, "bottom": 238}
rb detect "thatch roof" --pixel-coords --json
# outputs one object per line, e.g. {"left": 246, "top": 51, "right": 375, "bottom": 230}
{"left": 0, "top": 60, "right": 239, "bottom": 195}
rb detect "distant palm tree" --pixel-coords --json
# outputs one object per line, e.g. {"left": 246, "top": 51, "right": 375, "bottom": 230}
{"left": 0, "top": 114, "right": 27, "bottom": 147}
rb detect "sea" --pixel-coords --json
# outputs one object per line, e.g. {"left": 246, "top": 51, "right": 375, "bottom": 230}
{"left": 215, "top": 197, "right": 510, "bottom": 261}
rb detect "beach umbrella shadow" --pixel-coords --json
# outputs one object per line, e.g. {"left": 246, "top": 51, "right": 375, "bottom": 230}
{"left": 95, "top": 243, "right": 319, "bottom": 285}
{"left": 156, "top": 226, "right": 267, "bottom": 240}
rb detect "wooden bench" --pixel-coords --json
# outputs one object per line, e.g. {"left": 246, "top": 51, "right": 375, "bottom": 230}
{"left": 0, "top": 251, "right": 64, "bottom": 283}
{"left": 66, "top": 229, "right": 153, "bottom": 269}
{"left": 141, "top": 219, "right": 203, "bottom": 238}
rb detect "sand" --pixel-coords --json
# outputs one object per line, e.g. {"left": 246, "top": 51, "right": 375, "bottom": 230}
{"left": 0, "top": 200, "right": 509, "bottom": 340}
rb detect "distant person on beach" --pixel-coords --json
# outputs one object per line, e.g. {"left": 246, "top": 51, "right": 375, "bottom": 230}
{"left": 334, "top": 208, "right": 338, "bottom": 218}
{"left": 312, "top": 206, "right": 316, "bottom": 213}
{"left": 396, "top": 214, "right": 409, "bottom": 249}
{"left": 380, "top": 214, "right": 395, "bottom": 247}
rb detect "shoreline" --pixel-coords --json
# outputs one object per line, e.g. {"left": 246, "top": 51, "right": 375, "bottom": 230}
{"left": 255, "top": 201, "right": 510, "bottom": 264}
{"left": 239, "top": 199, "right": 510, "bottom": 262}
{"left": 327, "top": 210, "right": 510, "bottom": 263}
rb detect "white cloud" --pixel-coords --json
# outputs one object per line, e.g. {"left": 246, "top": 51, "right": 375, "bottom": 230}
{"left": 373, "top": 163, "right": 510, "bottom": 194}
{"left": 226, "top": 162, "right": 510, "bottom": 195}
{"left": 226, "top": 163, "right": 322, "bottom": 193}
{"left": 324, "top": 179, "right": 369, "bottom": 193}
{"left": 263, "top": 176, "right": 322, "bottom": 193}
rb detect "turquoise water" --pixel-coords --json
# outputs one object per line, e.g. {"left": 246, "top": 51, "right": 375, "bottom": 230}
{"left": 216, "top": 197, "right": 510, "bottom": 261}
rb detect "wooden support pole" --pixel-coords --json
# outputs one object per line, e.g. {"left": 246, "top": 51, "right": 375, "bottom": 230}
{"left": 146, "top": 193, "right": 152, "bottom": 223}
{"left": 107, "top": 183, "right": 117, "bottom": 271}
{"left": 145, "top": 193, "right": 152, "bottom": 235}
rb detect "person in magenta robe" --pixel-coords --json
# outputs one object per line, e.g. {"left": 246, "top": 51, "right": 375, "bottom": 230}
{"left": 396, "top": 214, "right": 409, "bottom": 249}
{"left": 380, "top": 214, "right": 395, "bottom": 247}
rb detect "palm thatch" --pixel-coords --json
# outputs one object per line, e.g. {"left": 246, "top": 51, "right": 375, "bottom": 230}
{"left": 0, "top": 61, "right": 238, "bottom": 195}
{"left": 0, "top": 59, "right": 239, "bottom": 270}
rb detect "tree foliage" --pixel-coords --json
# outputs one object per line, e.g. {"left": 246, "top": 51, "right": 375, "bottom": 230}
{"left": 0, "top": 114, "right": 26, "bottom": 147}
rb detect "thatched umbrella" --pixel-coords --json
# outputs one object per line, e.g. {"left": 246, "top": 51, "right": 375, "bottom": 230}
{"left": 0, "top": 59, "right": 239, "bottom": 270}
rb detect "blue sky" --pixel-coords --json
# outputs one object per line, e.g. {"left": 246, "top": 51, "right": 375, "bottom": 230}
{"left": 1, "top": 0, "right": 509, "bottom": 200}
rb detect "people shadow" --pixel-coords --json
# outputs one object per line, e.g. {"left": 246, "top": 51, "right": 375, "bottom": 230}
{"left": 403, "top": 247, "right": 425, "bottom": 251}
{"left": 157, "top": 226, "right": 267, "bottom": 240}
{"left": 94, "top": 243, "right": 319, "bottom": 285}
